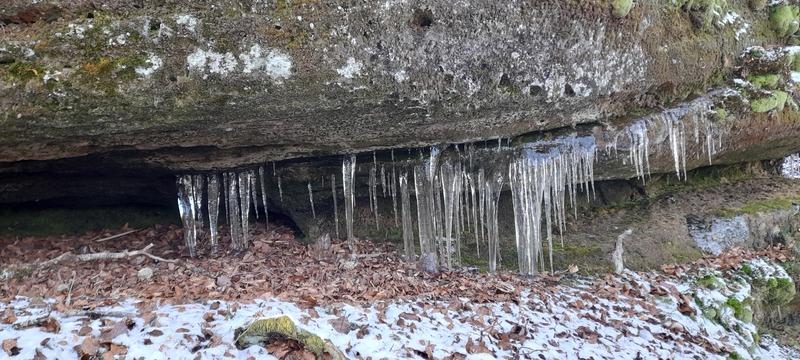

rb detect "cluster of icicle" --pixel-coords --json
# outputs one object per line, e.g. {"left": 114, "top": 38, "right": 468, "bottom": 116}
{"left": 176, "top": 97, "right": 724, "bottom": 274}
{"left": 614, "top": 97, "right": 720, "bottom": 182}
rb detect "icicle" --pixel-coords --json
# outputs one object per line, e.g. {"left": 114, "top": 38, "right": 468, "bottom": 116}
{"left": 250, "top": 173, "right": 260, "bottom": 220}
{"left": 207, "top": 173, "right": 220, "bottom": 248}
{"left": 369, "top": 165, "right": 379, "bottom": 229}
{"left": 342, "top": 155, "right": 357, "bottom": 248}
{"left": 381, "top": 164, "right": 387, "bottom": 198}
{"left": 177, "top": 175, "right": 198, "bottom": 257}
{"left": 191, "top": 175, "right": 205, "bottom": 230}
{"left": 308, "top": 182, "right": 316, "bottom": 219}
{"left": 237, "top": 171, "right": 252, "bottom": 250}
{"left": 399, "top": 171, "right": 415, "bottom": 260}
{"left": 277, "top": 175, "right": 284, "bottom": 203}
{"left": 331, "top": 174, "right": 340, "bottom": 239}
{"left": 627, "top": 120, "right": 650, "bottom": 181}
{"left": 413, "top": 164, "right": 437, "bottom": 265}
{"left": 508, "top": 135, "right": 597, "bottom": 275}
{"left": 225, "top": 172, "right": 242, "bottom": 250}
{"left": 485, "top": 171, "right": 503, "bottom": 273}
{"left": 258, "top": 166, "right": 269, "bottom": 226}
{"left": 391, "top": 150, "right": 399, "bottom": 226}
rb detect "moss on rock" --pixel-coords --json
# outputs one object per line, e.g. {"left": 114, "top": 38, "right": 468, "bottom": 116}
{"left": 611, "top": 0, "right": 634, "bottom": 18}
{"left": 746, "top": 74, "right": 781, "bottom": 89}
{"left": 234, "top": 316, "right": 328, "bottom": 356}
{"left": 770, "top": 4, "right": 800, "bottom": 37}
{"left": 750, "top": 90, "right": 789, "bottom": 112}
{"left": 766, "top": 277, "right": 796, "bottom": 305}
{"left": 697, "top": 274, "right": 724, "bottom": 289}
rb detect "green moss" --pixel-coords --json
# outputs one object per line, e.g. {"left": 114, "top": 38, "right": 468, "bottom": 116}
{"left": 770, "top": 5, "right": 800, "bottom": 37}
{"left": 747, "top": 74, "right": 781, "bottom": 90}
{"left": 712, "top": 107, "right": 727, "bottom": 122}
{"left": 740, "top": 264, "right": 753, "bottom": 276}
{"left": 234, "top": 316, "right": 326, "bottom": 356}
{"left": 725, "top": 297, "right": 754, "bottom": 323}
{"left": 750, "top": 90, "right": 789, "bottom": 113}
{"left": 766, "top": 277, "right": 796, "bottom": 305}
{"left": 611, "top": 0, "right": 633, "bottom": 18}
{"left": 696, "top": 274, "right": 724, "bottom": 289}
{"left": 1, "top": 61, "right": 46, "bottom": 83}
{"left": 676, "top": 0, "right": 729, "bottom": 29}
{"left": 74, "top": 55, "right": 148, "bottom": 95}
{"left": 717, "top": 196, "right": 800, "bottom": 218}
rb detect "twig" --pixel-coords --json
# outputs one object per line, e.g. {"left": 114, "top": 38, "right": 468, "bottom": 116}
{"left": 65, "top": 271, "right": 76, "bottom": 307}
{"left": 12, "top": 314, "right": 53, "bottom": 330}
{"left": 95, "top": 229, "right": 140, "bottom": 243}
{"left": 38, "top": 243, "right": 177, "bottom": 267}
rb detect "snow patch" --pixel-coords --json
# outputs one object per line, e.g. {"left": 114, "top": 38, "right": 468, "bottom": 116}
{"left": 336, "top": 57, "right": 363, "bottom": 79}
{"left": 782, "top": 153, "right": 800, "bottom": 179}
{"left": 135, "top": 54, "right": 163, "bottom": 77}
{"left": 174, "top": 14, "right": 198, "bottom": 33}
{"left": 689, "top": 216, "right": 749, "bottom": 256}
{"left": 393, "top": 69, "right": 408, "bottom": 83}
{"left": 187, "top": 49, "right": 238, "bottom": 78}
{"left": 238, "top": 45, "right": 293, "bottom": 81}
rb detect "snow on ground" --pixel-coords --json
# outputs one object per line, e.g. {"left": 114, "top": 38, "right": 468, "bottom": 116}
{"left": 2, "top": 258, "right": 798, "bottom": 359}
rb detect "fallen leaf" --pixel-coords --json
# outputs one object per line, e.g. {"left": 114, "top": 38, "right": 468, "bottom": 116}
{"left": 328, "top": 316, "right": 352, "bottom": 334}
{"left": 2, "top": 338, "right": 20, "bottom": 356}
{"left": 466, "top": 338, "right": 491, "bottom": 354}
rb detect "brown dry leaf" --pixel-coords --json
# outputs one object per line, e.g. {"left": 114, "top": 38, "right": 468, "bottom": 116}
{"left": 100, "top": 319, "right": 130, "bottom": 342}
{"left": 76, "top": 337, "right": 99, "bottom": 357}
{"left": 575, "top": 326, "right": 599, "bottom": 344}
{"left": 677, "top": 294, "right": 696, "bottom": 316}
{"left": 465, "top": 338, "right": 491, "bottom": 354}
{"left": 2, "top": 338, "right": 19, "bottom": 356}
{"left": 328, "top": 316, "right": 352, "bottom": 334}
{"left": 1, "top": 310, "right": 16, "bottom": 325}
{"left": 33, "top": 348, "right": 46, "bottom": 360}
{"left": 41, "top": 317, "right": 61, "bottom": 333}
{"left": 78, "top": 326, "right": 93, "bottom": 336}
{"left": 399, "top": 312, "right": 421, "bottom": 322}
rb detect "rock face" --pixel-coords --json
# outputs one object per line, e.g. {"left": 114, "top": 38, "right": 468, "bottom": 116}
{"left": 2, "top": 1, "right": 800, "bottom": 271}
{"left": 0, "top": 0, "right": 781, "bottom": 169}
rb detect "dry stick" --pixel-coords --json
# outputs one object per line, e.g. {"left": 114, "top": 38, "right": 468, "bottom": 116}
{"left": 94, "top": 229, "right": 140, "bottom": 243}
{"left": 37, "top": 243, "right": 176, "bottom": 267}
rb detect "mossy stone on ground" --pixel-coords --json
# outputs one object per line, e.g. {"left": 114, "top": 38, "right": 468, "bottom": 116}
{"left": 611, "top": 0, "right": 633, "bottom": 18}
{"left": 234, "top": 316, "right": 345, "bottom": 359}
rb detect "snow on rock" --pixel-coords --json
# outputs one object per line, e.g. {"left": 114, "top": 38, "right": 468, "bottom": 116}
{"left": 2, "top": 258, "right": 798, "bottom": 359}
{"left": 135, "top": 53, "right": 163, "bottom": 77}
{"left": 782, "top": 153, "right": 800, "bottom": 179}
{"left": 238, "top": 45, "right": 293, "bottom": 81}
{"left": 689, "top": 216, "right": 750, "bottom": 256}
{"left": 336, "top": 57, "right": 364, "bottom": 79}
{"left": 187, "top": 45, "right": 294, "bottom": 82}
{"left": 174, "top": 14, "right": 199, "bottom": 33}
{"left": 187, "top": 49, "right": 238, "bottom": 78}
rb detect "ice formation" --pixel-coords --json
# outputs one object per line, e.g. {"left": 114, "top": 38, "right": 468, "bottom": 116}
{"left": 175, "top": 100, "right": 725, "bottom": 269}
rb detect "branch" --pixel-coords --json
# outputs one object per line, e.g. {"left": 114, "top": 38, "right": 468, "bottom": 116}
{"left": 37, "top": 243, "right": 176, "bottom": 268}
{"left": 1, "top": 243, "right": 178, "bottom": 280}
